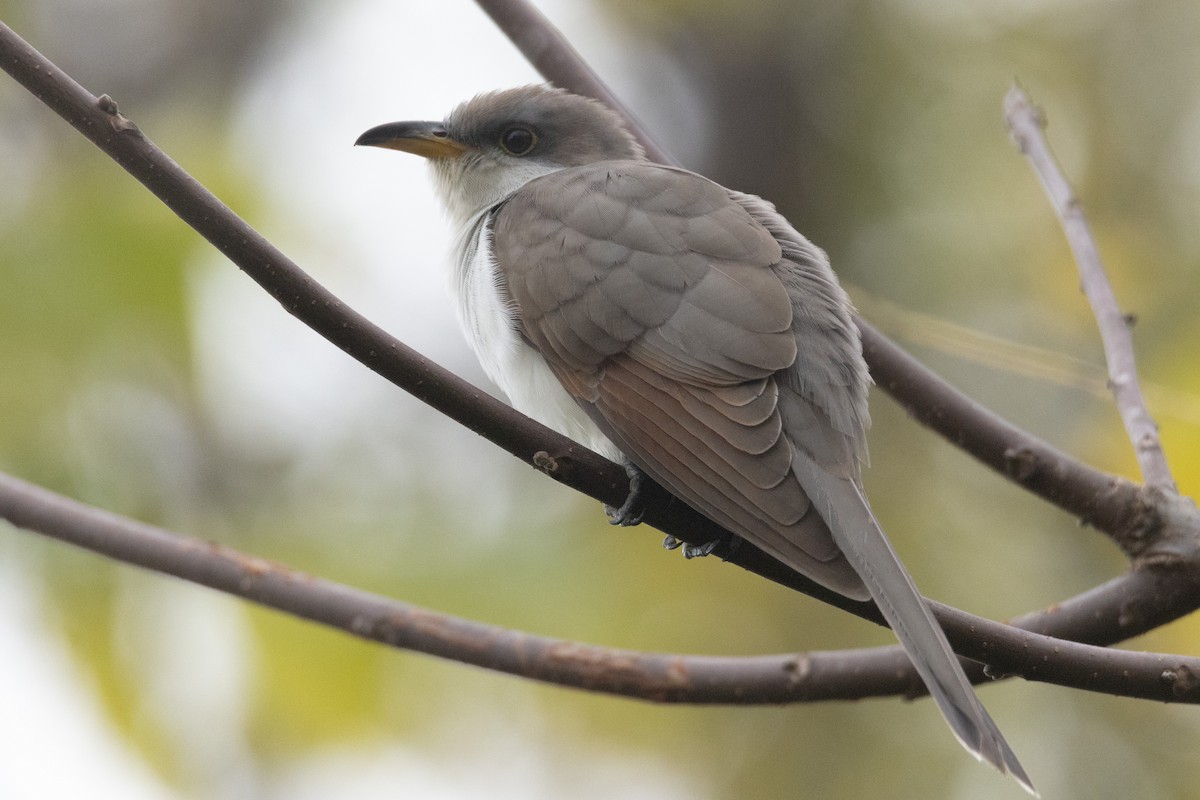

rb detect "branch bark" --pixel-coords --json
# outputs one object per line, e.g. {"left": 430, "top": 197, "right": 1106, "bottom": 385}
{"left": 1004, "top": 84, "right": 1175, "bottom": 491}
{"left": 4, "top": 469, "right": 1200, "bottom": 704}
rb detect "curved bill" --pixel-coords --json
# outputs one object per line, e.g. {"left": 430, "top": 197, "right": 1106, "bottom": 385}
{"left": 354, "top": 121, "right": 470, "bottom": 159}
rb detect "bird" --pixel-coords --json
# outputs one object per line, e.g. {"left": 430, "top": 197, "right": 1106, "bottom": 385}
{"left": 356, "top": 84, "right": 1033, "bottom": 793}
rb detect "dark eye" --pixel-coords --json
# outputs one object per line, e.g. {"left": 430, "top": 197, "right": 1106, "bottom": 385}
{"left": 499, "top": 126, "right": 536, "bottom": 156}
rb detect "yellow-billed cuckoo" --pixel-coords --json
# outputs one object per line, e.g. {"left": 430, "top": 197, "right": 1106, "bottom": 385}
{"left": 357, "top": 85, "right": 1032, "bottom": 792}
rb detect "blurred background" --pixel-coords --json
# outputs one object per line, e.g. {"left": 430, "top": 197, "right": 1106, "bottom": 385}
{"left": 1, "top": 0, "right": 1199, "bottom": 797}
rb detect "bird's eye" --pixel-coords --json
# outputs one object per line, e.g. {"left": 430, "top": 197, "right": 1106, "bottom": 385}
{"left": 499, "top": 126, "right": 537, "bottom": 156}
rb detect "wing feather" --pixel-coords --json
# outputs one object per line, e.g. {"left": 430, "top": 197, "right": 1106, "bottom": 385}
{"left": 492, "top": 161, "right": 868, "bottom": 597}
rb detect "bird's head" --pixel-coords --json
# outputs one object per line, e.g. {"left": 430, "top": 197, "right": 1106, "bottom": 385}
{"left": 356, "top": 85, "right": 644, "bottom": 225}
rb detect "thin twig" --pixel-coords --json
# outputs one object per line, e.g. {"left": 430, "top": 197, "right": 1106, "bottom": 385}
{"left": 1005, "top": 84, "right": 1175, "bottom": 491}
{"left": 3, "top": 469, "right": 1199, "bottom": 703}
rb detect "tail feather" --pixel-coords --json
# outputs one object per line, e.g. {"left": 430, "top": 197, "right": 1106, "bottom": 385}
{"left": 791, "top": 454, "right": 1037, "bottom": 796}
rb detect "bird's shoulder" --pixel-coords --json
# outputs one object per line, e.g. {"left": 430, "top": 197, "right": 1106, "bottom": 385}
{"left": 490, "top": 161, "right": 796, "bottom": 381}
{"left": 496, "top": 161, "right": 781, "bottom": 266}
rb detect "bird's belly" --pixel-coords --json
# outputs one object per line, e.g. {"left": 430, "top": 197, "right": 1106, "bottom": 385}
{"left": 453, "top": 220, "right": 624, "bottom": 463}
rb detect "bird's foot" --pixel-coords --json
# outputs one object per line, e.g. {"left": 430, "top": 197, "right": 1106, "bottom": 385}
{"left": 605, "top": 462, "right": 646, "bottom": 527}
{"left": 683, "top": 539, "right": 721, "bottom": 559}
{"left": 662, "top": 535, "right": 723, "bottom": 558}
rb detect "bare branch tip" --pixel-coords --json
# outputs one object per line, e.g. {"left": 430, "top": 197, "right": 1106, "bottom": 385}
{"left": 1004, "top": 83, "right": 1045, "bottom": 152}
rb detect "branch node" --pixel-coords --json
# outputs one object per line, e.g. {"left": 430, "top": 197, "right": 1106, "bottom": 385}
{"left": 96, "top": 92, "right": 137, "bottom": 132}
{"left": 1162, "top": 665, "right": 1200, "bottom": 698}
{"left": 783, "top": 654, "right": 811, "bottom": 686}
{"left": 983, "top": 663, "right": 1020, "bottom": 681}
{"left": 1108, "top": 485, "right": 1167, "bottom": 558}
{"left": 532, "top": 448, "right": 582, "bottom": 483}
{"left": 532, "top": 449, "right": 558, "bottom": 474}
{"left": 1129, "top": 489, "right": 1200, "bottom": 567}
{"left": 1003, "top": 445, "right": 1039, "bottom": 483}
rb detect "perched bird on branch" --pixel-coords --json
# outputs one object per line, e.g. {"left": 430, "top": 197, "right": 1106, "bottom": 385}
{"left": 358, "top": 85, "right": 1033, "bottom": 794}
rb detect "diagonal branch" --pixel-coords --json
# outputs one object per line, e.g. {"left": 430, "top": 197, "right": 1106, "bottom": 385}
{"left": 1004, "top": 84, "right": 1175, "bottom": 491}
{"left": 4, "top": 468, "right": 1200, "bottom": 704}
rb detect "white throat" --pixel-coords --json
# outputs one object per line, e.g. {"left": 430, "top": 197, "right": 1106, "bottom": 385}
{"left": 432, "top": 160, "right": 625, "bottom": 464}
{"left": 428, "top": 154, "right": 560, "bottom": 230}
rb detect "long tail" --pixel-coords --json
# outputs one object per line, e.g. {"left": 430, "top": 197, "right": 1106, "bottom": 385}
{"left": 791, "top": 455, "right": 1037, "bottom": 796}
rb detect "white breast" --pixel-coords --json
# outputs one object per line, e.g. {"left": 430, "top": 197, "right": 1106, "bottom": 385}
{"left": 447, "top": 212, "right": 625, "bottom": 463}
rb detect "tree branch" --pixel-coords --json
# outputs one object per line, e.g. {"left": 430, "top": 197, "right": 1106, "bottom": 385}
{"left": 3, "top": 469, "right": 1200, "bottom": 704}
{"left": 1004, "top": 83, "right": 1175, "bottom": 491}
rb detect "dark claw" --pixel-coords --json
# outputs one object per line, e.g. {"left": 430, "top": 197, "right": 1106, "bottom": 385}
{"left": 683, "top": 539, "right": 721, "bottom": 559}
{"left": 664, "top": 535, "right": 719, "bottom": 556}
{"left": 605, "top": 462, "right": 646, "bottom": 527}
